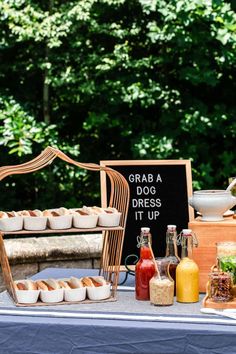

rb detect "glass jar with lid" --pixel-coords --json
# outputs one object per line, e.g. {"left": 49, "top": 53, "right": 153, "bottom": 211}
{"left": 208, "top": 270, "right": 232, "bottom": 302}
{"left": 216, "top": 242, "right": 236, "bottom": 287}
{"left": 216, "top": 242, "right": 236, "bottom": 258}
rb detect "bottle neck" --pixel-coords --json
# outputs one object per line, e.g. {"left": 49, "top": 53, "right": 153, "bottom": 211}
{"left": 181, "top": 245, "right": 188, "bottom": 259}
{"left": 181, "top": 237, "right": 192, "bottom": 259}
{"left": 140, "top": 235, "right": 152, "bottom": 259}
{"left": 166, "top": 231, "right": 179, "bottom": 258}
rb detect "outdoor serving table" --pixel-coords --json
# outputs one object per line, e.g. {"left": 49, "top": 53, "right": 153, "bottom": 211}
{"left": 0, "top": 268, "right": 236, "bottom": 354}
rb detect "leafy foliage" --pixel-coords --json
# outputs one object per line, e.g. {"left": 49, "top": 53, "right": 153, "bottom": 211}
{"left": 0, "top": 0, "right": 236, "bottom": 209}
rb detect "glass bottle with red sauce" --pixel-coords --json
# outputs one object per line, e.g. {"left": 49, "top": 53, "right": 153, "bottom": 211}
{"left": 135, "top": 227, "right": 155, "bottom": 300}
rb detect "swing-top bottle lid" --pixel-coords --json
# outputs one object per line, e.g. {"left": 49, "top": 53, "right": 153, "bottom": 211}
{"left": 182, "top": 229, "right": 192, "bottom": 235}
{"left": 141, "top": 227, "right": 150, "bottom": 233}
{"left": 167, "top": 225, "right": 176, "bottom": 230}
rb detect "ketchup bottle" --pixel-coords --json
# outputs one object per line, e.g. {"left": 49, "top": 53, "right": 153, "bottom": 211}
{"left": 135, "top": 227, "right": 155, "bottom": 301}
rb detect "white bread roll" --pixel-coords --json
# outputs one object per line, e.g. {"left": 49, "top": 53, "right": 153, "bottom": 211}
{"left": 45, "top": 278, "right": 61, "bottom": 290}
{"left": 91, "top": 276, "right": 107, "bottom": 286}
{"left": 91, "top": 206, "right": 105, "bottom": 215}
{"left": 82, "top": 206, "right": 98, "bottom": 215}
{"left": 42, "top": 210, "right": 51, "bottom": 217}
{"left": 15, "top": 281, "right": 27, "bottom": 290}
{"left": 81, "top": 277, "right": 94, "bottom": 287}
{"left": 51, "top": 211, "right": 60, "bottom": 217}
{"left": 58, "top": 280, "right": 71, "bottom": 289}
{"left": 33, "top": 209, "right": 43, "bottom": 217}
{"left": 104, "top": 207, "right": 119, "bottom": 214}
{"left": 7, "top": 211, "right": 18, "bottom": 217}
{"left": 68, "top": 277, "right": 84, "bottom": 289}
{"left": 0, "top": 211, "right": 8, "bottom": 219}
{"left": 25, "top": 279, "right": 38, "bottom": 290}
{"left": 36, "top": 280, "right": 49, "bottom": 291}
{"left": 18, "top": 210, "right": 30, "bottom": 216}
{"left": 58, "top": 207, "right": 69, "bottom": 216}
{"left": 74, "top": 208, "right": 89, "bottom": 216}
{"left": 28, "top": 210, "right": 37, "bottom": 217}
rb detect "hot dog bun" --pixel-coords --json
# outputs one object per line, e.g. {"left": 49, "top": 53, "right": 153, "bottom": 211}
{"left": 58, "top": 280, "right": 71, "bottom": 289}
{"left": 18, "top": 210, "right": 30, "bottom": 216}
{"left": 13, "top": 281, "right": 18, "bottom": 290}
{"left": 67, "top": 277, "right": 84, "bottom": 289}
{"left": 15, "top": 281, "right": 27, "bottom": 290}
{"left": 104, "top": 207, "right": 119, "bottom": 214}
{"left": 51, "top": 211, "right": 60, "bottom": 217}
{"left": 7, "top": 211, "right": 18, "bottom": 218}
{"left": 58, "top": 207, "right": 69, "bottom": 216}
{"left": 14, "top": 279, "right": 38, "bottom": 291}
{"left": 92, "top": 276, "right": 107, "bottom": 286}
{"left": 42, "top": 210, "right": 51, "bottom": 217}
{"left": 89, "top": 277, "right": 102, "bottom": 287}
{"left": 33, "top": 209, "right": 43, "bottom": 217}
{"left": 45, "top": 278, "right": 61, "bottom": 290}
{"left": 81, "top": 206, "right": 96, "bottom": 215}
{"left": 74, "top": 209, "right": 89, "bottom": 216}
{"left": 28, "top": 210, "right": 43, "bottom": 217}
{"left": 28, "top": 210, "right": 37, "bottom": 217}
{"left": 81, "top": 277, "right": 94, "bottom": 287}
{"left": 25, "top": 279, "right": 38, "bottom": 290}
{"left": 81, "top": 276, "right": 107, "bottom": 287}
{"left": 36, "top": 280, "right": 49, "bottom": 291}
{"left": 91, "top": 207, "right": 105, "bottom": 215}
{"left": 0, "top": 211, "right": 8, "bottom": 219}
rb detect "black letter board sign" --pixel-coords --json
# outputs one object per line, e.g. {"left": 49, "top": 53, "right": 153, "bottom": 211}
{"left": 100, "top": 160, "right": 194, "bottom": 263}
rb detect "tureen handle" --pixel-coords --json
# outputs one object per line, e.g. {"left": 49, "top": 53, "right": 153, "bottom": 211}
{"left": 188, "top": 196, "right": 194, "bottom": 207}
{"left": 226, "top": 177, "right": 236, "bottom": 191}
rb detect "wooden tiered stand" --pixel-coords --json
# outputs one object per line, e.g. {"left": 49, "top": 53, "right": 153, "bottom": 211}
{"left": 0, "top": 146, "right": 130, "bottom": 306}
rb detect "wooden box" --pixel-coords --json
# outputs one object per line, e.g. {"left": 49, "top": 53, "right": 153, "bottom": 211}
{"left": 189, "top": 216, "right": 236, "bottom": 293}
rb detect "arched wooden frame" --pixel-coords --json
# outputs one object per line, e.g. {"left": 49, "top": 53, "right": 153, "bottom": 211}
{"left": 0, "top": 146, "right": 130, "bottom": 304}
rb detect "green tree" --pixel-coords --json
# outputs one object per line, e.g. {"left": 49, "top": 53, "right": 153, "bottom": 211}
{"left": 0, "top": 0, "right": 235, "bottom": 209}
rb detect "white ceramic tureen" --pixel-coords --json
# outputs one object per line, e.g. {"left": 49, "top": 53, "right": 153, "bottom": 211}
{"left": 189, "top": 189, "right": 236, "bottom": 222}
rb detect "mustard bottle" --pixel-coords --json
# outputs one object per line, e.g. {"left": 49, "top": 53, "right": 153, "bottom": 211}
{"left": 176, "top": 229, "right": 199, "bottom": 303}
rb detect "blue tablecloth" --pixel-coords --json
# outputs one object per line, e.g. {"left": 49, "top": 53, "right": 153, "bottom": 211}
{"left": 0, "top": 268, "right": 236, "bottom": 354}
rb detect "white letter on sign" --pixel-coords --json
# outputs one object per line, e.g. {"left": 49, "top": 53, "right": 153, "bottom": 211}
{"left": 156, "top": 174, "right": 162, "bottom": 183}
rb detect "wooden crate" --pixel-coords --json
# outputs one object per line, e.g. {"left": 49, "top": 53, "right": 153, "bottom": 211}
{"left": 203, "top": 295, "right": 236, "bottom": 309}
{"left": 189, "top": 216, "right": 236, "bottom": 293}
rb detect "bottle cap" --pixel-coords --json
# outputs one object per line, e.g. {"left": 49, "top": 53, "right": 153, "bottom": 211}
{"left": 167, "top": 225, "right": 176, "bottom": 230}
{"left": 141, "top": 227, "right": 150, "bottom": 233}
{"left": 182, "top": 229, "right": 192, "bottom": 235}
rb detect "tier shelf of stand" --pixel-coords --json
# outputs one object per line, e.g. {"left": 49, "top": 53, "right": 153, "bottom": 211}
{"left": 3, "top": 226, "right": 124, "bottom": 236}
{"left": 0, "top": 146, "right": 130, "bottom": 306}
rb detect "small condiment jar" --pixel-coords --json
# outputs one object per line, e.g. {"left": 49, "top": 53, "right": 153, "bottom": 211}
{"left": 208, "top": 271, "right": 232, "bottom": 302}
{"left": 149, "top": 258, "right": 174, "bottom": 306}
{"left": 216, "top": 241, "right": 236, "bottom": 258}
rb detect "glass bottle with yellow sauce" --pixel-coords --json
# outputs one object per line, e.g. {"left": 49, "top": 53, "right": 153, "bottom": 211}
{"left": 176, "top": 229, "right": 199, "bottom": 303}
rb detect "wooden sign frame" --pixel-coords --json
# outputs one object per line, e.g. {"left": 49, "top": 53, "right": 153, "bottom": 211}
{"left": 100, "top": 160, "right": 194, "bottom": 261}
